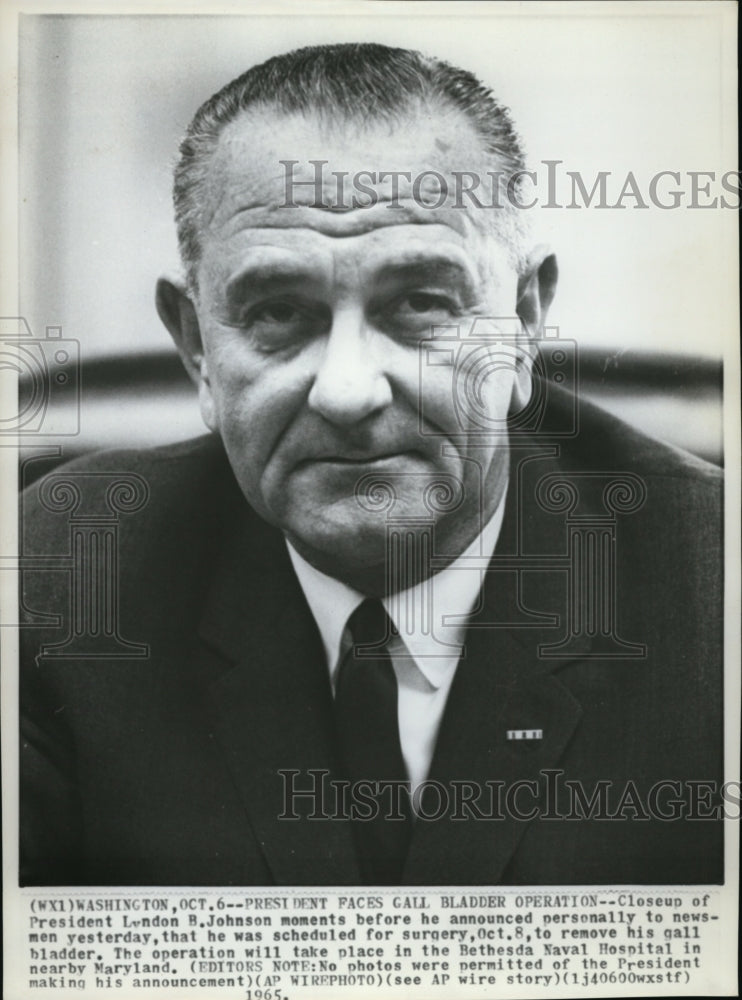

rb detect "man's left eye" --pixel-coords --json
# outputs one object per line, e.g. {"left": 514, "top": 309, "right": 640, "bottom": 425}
{"left": 386, "top": 292, "right": 459, "bottom": 332}
{"left": 402, "top": 292, "right": 454, "bottom": 314}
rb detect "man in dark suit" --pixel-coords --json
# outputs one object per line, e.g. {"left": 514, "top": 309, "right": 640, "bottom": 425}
{"left": 20, "top": 43, "right": 723, "bottom": 887}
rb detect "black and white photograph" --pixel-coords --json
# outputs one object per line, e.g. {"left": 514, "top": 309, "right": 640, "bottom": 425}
{"left": 2, "top": 2, "right": 739, "bottom": 998}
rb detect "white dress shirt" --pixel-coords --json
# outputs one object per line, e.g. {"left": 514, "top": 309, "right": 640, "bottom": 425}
{"left": 286, "top": 493, "right": 506, "bottom": 800}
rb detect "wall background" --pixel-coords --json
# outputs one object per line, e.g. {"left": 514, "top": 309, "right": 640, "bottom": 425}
{"left": 16, "top": 8, "right": 736, "bottom": 462}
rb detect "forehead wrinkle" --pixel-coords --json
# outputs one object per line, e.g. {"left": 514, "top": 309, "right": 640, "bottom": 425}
{"left": 227, "top": 186, "right": 472, "bottom": 218}
{"left": 207, "top": 201, "right": 522, "bottom": 277}
{"left": 213, "top": 223, "right": 487, "bottom": 275}
{"left": 214, "top": 202, "right": 459, "bottom": 242}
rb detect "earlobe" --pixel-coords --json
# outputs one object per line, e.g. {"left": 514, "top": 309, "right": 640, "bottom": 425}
{"left": 510, "top": 347, "right": 534, "bottom": 412}
{"left": 196, "top": 375, "right": 218, "bottom": 433}
{"left": 511, "top": 247, "right": 558, "bottom": 412}
{"left": 155, "top": 277, "right": 205, "bottom": 386}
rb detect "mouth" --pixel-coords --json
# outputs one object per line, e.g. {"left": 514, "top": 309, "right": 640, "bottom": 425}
{"left": 319, "top": 451, "right": 409, "bottom": 466}
{"left": 292, "top": 450, "right": 424, "bottom": 474}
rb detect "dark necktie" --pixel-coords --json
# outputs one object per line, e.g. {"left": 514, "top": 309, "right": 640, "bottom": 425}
{"left": 334, "top": 598, "right": 412, "bottom": 884}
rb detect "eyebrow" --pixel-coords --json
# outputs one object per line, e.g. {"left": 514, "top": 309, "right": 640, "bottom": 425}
{"left": 223, "top": 260, "right": 325, "bottom": 302}
{"left": 221, "top": 246, "right": 481, "bottom": 303}
{"left": 374, "top": 256, "right": 478, "bottom": 290}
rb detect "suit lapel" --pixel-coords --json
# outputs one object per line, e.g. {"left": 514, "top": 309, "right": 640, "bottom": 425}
{"left": 403, "top": 444, "right": 587, "bottom": 884}
{"left": 199, "top": 492, "right": 360, "bottom": 885}
{"left": 402, "top": 622, "right": 584, "bottom": 884}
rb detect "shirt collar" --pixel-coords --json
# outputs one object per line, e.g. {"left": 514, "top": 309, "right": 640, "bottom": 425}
{"left": 286, "top": 487, "right": 507, "bottom": 690}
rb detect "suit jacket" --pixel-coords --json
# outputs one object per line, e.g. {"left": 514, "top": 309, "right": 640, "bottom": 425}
{"left": 19, "top": 386, "right": 724, "bottom": 886}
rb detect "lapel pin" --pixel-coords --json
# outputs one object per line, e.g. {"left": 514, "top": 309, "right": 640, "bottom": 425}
{"left": 507, "top": 729, "right": 543, "bottom": 741}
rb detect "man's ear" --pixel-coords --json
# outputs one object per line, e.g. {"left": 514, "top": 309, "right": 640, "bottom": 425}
{"left": 516, "top": 245, "right": 558, "bottom": 336}
{"left": 511, "top": 246, "right": 559, "bottom": 411}
{"left": 155, "top": 276, "right": 217, "bottom": 431}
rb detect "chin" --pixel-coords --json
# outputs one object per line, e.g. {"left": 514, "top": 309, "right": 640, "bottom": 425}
{"left": 285, "top": 508, "right": 388, "bottom": 574}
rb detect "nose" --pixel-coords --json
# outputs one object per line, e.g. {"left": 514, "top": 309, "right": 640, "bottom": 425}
{"left": 307, "top": 308, "right": 392, "bottom": 426}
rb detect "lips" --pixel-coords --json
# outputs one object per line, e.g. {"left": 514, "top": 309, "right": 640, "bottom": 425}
{"left": 318, "top": 451, "right": 407, "bottom": 465}
{"left": 291, "top": 450, "right": 425, "bottom": 475}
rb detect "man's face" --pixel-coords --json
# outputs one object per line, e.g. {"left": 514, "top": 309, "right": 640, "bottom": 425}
{"left": 174, "top": 107, "right": 533, "bottom": 588}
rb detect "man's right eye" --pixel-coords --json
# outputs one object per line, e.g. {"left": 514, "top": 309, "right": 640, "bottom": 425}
{"left": 239, "top": 300, "right": 329, "bottom": 350}
{"left": 253, "top": 301, "right": 302, "bottom": 324}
